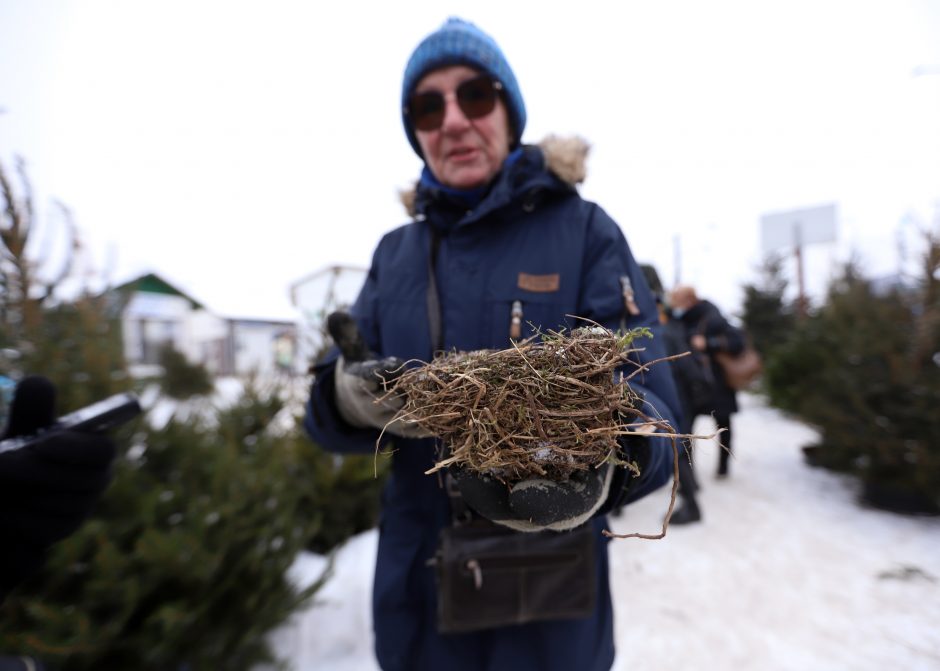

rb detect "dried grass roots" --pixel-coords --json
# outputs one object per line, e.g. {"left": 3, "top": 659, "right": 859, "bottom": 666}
{"left": 383, "top": 326, "right": 672, "bottom": 484}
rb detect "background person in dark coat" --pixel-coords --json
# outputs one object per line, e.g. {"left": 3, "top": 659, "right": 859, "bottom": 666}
{"left": 668, "top": 285, "right": 745, "bottom": 483}
{"left": 640, "top": 266, "right": 712, "bottom": 524}
{"left": 304, "top": 17, "right": 681, "bottom": 671}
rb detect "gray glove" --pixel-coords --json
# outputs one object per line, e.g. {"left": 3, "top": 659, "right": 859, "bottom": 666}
{"left": 452, "top": 462, "right": 613, "bottom": 532}
{"left": 329, "top": 312, "right": 431, "bottom": 439}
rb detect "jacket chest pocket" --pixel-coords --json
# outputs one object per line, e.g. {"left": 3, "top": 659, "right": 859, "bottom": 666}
{"left": 487, "top": 293, "right": 569, "bottom": 349}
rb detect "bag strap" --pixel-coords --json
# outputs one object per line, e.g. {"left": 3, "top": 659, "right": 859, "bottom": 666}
{"left": 426, "top": 226, "right": 444, "bottom": 354}
{"left": 425, "top": 227, "right": 476, "bottom": 526}
{"left": 444, "top": 472, "right": 475, "bottom": 525}
{"left": 426, "top": 230, "right": 456, "bottom": 519}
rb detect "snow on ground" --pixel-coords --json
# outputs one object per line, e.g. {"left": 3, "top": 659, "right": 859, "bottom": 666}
{"left": 267, "top": 393, "right": 940, "bottom": 671}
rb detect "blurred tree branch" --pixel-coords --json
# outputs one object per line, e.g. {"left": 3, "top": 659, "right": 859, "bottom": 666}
{"left": 0, "top": 156, "right": 80, "bottom": 355}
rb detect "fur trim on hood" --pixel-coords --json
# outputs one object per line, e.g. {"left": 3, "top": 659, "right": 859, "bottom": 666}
{"left": 398, "top": 135, "right": 590, "bottom": 218}
{"left": 537, "top": 134, "right": 590, "bottom": 186}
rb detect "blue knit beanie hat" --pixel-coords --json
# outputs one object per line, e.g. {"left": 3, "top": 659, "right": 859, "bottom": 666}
{"left": 401, "top": 17, "right": 527, "bottom": 158}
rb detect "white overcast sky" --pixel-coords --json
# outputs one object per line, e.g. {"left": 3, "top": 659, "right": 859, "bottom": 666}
{"left": 2, "top": 1, "right": 939, "bottom": 320}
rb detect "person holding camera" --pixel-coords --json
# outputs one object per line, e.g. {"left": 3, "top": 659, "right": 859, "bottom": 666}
{"left": 0, "top": 376, "right": 117, "bottom": 602}
{"left": 0, "top": 376, "right": 117, "bottom": 671}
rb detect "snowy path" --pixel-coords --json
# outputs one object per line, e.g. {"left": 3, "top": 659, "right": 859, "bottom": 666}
{"left": 268, "top": 393, "right": 940, "bottom": 671}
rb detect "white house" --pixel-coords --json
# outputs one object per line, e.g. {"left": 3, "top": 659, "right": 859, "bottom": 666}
{"left": 114, "top": 273, "right": 300, "bottom": 378}
{"left": 225, "top": 317, "right": 298, "bottom": 378}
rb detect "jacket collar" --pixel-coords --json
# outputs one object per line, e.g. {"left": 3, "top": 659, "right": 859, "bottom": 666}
{"left": 399, "top": 135, "right": 590, "bottom": 230}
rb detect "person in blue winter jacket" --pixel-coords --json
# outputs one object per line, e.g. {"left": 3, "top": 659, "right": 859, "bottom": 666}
{"left": 305, "top": 17, "right": 683, "bottom": 671}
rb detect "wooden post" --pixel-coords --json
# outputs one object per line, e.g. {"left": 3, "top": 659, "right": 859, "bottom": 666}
{"left": 794, "top": 223, "right": 807, "bottom": 319}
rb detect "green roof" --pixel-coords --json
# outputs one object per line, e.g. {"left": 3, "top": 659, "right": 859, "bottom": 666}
{"left": 113, "top": 273, "right": 204, "bottom": 310}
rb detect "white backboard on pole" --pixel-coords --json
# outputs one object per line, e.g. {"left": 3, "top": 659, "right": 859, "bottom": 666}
{"left": 760, "top": 203, "right": 837, "bottom": 255}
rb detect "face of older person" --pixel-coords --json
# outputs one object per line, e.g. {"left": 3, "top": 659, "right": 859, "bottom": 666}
{"left": 413, "top": 65, "right": 511, "bottom": 190}
{"left": 669, "top": 286, "right": 699, "bottom": 311}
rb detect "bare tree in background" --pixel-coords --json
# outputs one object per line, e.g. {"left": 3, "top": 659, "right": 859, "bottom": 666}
{"left": 0, "top": 156, "right": 80, "bottom": 358}
{"left": 0, "top": 156, "right": 128, "bottom": 411}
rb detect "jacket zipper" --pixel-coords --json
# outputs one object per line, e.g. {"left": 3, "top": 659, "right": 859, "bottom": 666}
{"left": 510, "top": 300, "right": 523, "bottom": 341}
{"left": 620, "top": 275, "right": 640, "bottom": 317}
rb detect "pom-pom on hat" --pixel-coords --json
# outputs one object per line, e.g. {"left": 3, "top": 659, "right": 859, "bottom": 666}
{"left": 401, "top": 17, "right": 526, "bottom": 158}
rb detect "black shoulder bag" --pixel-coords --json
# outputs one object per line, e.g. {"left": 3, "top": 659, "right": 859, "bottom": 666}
{"left": 429, "top": 475, "right": 597, "bottom": 633}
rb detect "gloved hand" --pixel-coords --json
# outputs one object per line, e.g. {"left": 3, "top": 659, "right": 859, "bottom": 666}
{"left": 451, "top": 461, "right": 614, "bottom": 532}
{"left": 0, "top": 376, "right": 117, "bottom": 598}
{"left": 452, "top": 420, "right": 656, "bottom": 532}
{"left": 328, "top": 312, "right": 432, "bottom": 438}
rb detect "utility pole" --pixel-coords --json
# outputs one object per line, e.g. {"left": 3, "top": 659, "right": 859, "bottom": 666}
{"left": 672, "top": 234, "right": 681, "bottom": 287}
{"left": 896, "top": 212, "right": 917, "bottom": 279}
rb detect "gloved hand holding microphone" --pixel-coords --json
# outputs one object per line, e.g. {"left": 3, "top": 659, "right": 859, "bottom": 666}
{"left": 329, "top": 312, "right": 431, "bottom": 439}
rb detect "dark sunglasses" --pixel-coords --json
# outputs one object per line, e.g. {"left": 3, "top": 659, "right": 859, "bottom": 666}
{"left": 406, "top": 75, "right": 504, "bottom": 132}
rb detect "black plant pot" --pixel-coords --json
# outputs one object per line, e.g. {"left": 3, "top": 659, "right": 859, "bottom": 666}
{"left": 801, "top": 444, "right": 823, "bottom": 468}
{"left": 800, "top": 443, "right": 854, "bottom": 472}
{"left": 860, "top": 480, "right": 940, "bottom": 516}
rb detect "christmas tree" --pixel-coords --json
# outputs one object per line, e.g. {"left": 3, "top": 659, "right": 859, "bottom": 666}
{"left": 2, "top": 157, "right": 330, "bottom": 669}
{"left": 764, "top": 234, "right": 940, "bottom": 514}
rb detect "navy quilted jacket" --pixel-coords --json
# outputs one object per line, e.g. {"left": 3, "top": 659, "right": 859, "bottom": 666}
{"left": 305, "top": 144, "right": 682, "bottom": 671}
